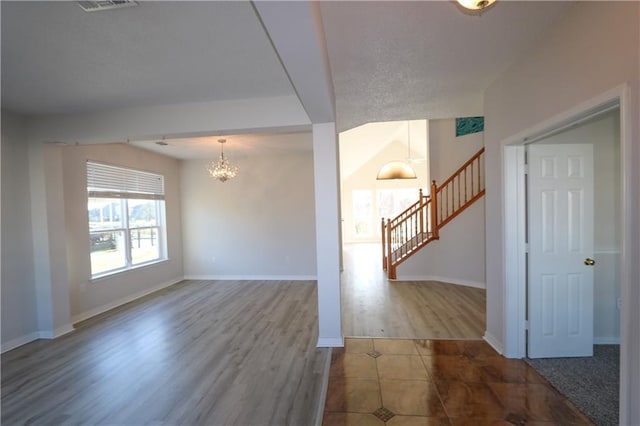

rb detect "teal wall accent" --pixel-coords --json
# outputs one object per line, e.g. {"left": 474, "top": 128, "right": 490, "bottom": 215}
{"left": 456, "top": 117, "right": 484, "bottom": 137}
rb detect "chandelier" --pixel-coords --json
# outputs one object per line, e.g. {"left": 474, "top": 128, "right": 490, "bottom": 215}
{"left": 207, "top": 139, "right": 238, "bottom": 182}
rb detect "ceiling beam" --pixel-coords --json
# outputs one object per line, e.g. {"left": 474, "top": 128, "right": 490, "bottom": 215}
{"left": 253, "top": 1, "right": 336, "bottom": 124}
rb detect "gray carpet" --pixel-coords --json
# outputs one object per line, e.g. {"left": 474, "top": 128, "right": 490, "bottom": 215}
{"left": 526, "top": 345, "right": 619, "bottom": 426}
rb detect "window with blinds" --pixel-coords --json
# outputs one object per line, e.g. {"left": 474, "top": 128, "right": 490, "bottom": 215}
{"left": 87, "top": 161, "right": 165, "bottom": 199}
{"left": 86, "top": 161, "right": 167, "bottom": 278}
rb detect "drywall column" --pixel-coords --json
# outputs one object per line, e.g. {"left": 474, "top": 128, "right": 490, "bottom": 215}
{"left": 28, "top": 142, "right": 73, "bottom": 338}
{"left": 312, "top": 122, "right": 343, "bottom": 347}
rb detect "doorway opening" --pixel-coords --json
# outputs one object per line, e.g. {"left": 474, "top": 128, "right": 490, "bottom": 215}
{"left": 503, "top": 85, "right": 630, "bottom": 424}
{"left": 338, "top": 118, "right": 487, "bottom": 339}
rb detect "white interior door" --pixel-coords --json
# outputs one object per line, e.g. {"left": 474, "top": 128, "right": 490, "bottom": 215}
{"left": 527, "top": 143, "right": 594, "bottom": 358}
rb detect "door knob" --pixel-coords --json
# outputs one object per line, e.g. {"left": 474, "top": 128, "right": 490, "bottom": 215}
{"left": 584, "top": 258, "right": 595, "bottom": 266}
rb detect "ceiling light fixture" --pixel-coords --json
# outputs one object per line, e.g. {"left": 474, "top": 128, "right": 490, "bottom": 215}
{"left": 456, "top": 0, "right": 496, "bottom": 11}
{"left": 76, "top": 0, "right": 138, "bottom": 12}
{"left": 376, "top": 121, "right": 418, "bottom": 180}
{"left": 208, "top": 139, "right": 238, "bottom": 183}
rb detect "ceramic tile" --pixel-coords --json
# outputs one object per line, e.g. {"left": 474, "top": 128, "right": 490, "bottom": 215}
{"left": 415, "top": 340, "right": 497, "bottom": 358}
{"left": 324, "top": 339, "right": 595, "bottom": 426}
{"left": 372, "top": 406, "right": 396, "bottom": 422}
{"left": 448, "top": 419, "right": 513, "bottom": 426}
{"left": 473, "top": 356, "right": 546, "bottom": 384}
{"left": 422, "top": 355, "right": 485, "bottom": 383}
{"left": 330, "top": 353, "right": 378, "bottom": 379}
{"left": 322, "top": 412, "right": 385, "bottom": 426}
{"left": 325, "top": 378, "right": 382, "bottom": 413}
{"left": 377, "top": 355, "right": 428, "bottom": 380}
{"left": 488, "top": 382, "right": 593, "bottom": 424}
{"left": 345, "top": 338, "right": 374, "bottom": 354}
{"left": 435, "top": 381, "right": 506, "bottom": 419}
{"left": 373, "top": 339, "right": 418, "bottom": 355}
{"left": 380, "top": 379, "right": 446, "bottom": 417}
{"left": 415, "top": 340, "right": 462, "bottom": 356}
{"left": 387, "top": 415, "right": 451, "bottom": 425}
{"left": 456, "top": 340, "right": 499, "bottom": 359}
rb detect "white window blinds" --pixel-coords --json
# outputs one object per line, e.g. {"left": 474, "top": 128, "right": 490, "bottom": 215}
{"left": 87, "top": 161, "right": 165, "bottom": 200}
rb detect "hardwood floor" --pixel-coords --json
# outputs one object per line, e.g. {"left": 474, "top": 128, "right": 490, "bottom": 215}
{"left": 341, "top": 244, "right": 486, "bottom": 339}
{"left": 1, "top": 280, "right": 330, "bottom": 425}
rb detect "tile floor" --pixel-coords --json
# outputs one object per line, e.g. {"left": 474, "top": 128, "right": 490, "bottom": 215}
{"left": 323, "top": 338, "right": 594, "bottom": 425}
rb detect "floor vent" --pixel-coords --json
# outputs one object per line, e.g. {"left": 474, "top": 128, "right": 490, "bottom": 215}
{"left": 77, "top": 1, "right": 138, "bottom": 12}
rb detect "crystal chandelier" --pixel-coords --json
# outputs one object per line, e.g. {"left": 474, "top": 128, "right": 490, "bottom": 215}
{"left": 207, "top": 139, "right": 238, "bottom": 182}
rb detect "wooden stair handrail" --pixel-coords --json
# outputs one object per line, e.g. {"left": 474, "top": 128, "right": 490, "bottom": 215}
{"left": 388, "top": 189, "right": 428, "bottom": 228}
{"left": 437, "top": 147, "right": 484, "bottom": 190}
{"left": 381, "top": 147, "right": 485, "bottom": 279}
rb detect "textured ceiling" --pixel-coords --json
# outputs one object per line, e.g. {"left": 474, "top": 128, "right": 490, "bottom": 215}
{"left": 1, "top": 0, "right": 576, "bottom": 157}
{"left": 0, "top": 1, "right": 294, "bottom": 116}
{"left": 320, "top": 1, "right": 575, "bottom": 131}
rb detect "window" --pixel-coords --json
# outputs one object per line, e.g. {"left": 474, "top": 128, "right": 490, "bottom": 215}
{"left": 87, "top": 161, "right": 167, "bottom": 278}
{"left": 377, "top": 188, "right": 418, "bottom": 219}
{"left": 352, "top": 190, "right": 373, "bottom": 237}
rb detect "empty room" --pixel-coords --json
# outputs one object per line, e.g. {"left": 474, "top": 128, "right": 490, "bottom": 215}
{"left": 2, "top": 1, "right": 639, "bottom": 425}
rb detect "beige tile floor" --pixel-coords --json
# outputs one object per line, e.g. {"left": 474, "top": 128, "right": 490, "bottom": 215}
{"left": 323, "top": 338, "right": 594, "bottom": 426}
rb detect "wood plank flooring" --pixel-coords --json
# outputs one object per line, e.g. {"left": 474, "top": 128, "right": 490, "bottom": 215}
{"left": 341, "top": 244, "right": 486, "bottom": 339}
{"left": 1, "top": 280, "right": 330, "bottom": 425}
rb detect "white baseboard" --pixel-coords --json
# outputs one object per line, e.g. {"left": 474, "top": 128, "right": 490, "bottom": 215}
{"left": 183, "top": 275, "right": 317, "bottom": 281}
{"left": 315, "top": 348, "right": 333, "bottom": 426}
{"left": 595, "top": 337, "right": 620, "bottom": 345}
{"left": 2, "top": 332, "right": 41, "bottom": 353}
{"left": 38, "top": 324, "right": 75, "bottom": 339}
{"left": 393, "top": 275, "right": 485, "bottom": 289}
{"left": 317, "top": 337, "right": 344, "bottom": 347}
{"left": 483, "top": 331, "right": 504, "bottom": 355}
{"left": 72, "top": 277, "right": 184, "bottom": 324}
{"left": 1, "top": 324, "right": 75, "bottom": 353}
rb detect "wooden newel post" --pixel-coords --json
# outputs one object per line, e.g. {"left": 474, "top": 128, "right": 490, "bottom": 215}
{"left": 381, "top": 218, "right": 387, "bottom": 270}
{"left": 431, "top": 180, "right": 439, "bottom": 239}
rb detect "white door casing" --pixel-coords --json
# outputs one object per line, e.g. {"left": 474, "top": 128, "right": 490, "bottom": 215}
{"left": 527, "top": 143, "right": 594, "bottom": 358}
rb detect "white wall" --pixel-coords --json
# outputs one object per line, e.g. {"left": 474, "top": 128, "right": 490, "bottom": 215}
{"left": 429, "top": 118, "right": 484, "bottom": 183}
{"left": 181, "top": 150, "right": 317, "bottom": 279}
{"left": 397, "top": 119, "right": 485, "bottom": 287}
{"left": 483, "top": 2, "right": 639, "bottom": 422}
{"left": 60, "top": 143, "right": 184, "bottom": 321}
{"left": 1, "top": 110, "right": 39, "bottom": 350}
{"left": 397, "top": 199, "right": 485, "bottom": 288}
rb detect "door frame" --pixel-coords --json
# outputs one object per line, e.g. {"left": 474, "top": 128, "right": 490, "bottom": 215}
{"left": 501, "top": 84, "right": 631, "bottom": 414}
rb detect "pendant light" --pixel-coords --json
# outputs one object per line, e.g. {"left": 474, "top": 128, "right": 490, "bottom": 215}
{"left": 456, "top": 0, "right": 496, "bottom": 11}
{"left": 376, "top": 121, "right": 417, "bottom": 180}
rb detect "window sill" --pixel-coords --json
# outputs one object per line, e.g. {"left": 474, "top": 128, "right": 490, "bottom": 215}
{"left": 90, "top": 258, "right": 171, "bottom": 283}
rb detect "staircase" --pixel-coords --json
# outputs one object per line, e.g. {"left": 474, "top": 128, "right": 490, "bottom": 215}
{"left": 381, "top": 148, "right": 485, "bottom": 279}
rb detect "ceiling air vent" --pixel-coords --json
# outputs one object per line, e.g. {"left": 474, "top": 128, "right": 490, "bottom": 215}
{"left": 77, "top": 1, "right": 138, "bottom": 12}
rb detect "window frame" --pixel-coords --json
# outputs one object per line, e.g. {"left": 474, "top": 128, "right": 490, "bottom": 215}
{"left": 87, "top": 161, "right": 168, "bottom": 279}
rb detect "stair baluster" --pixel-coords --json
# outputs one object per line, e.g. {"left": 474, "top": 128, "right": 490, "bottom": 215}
{"left": 381, "top": 148, "right": 485, "bottom": 279}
